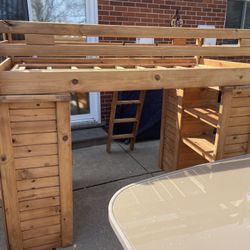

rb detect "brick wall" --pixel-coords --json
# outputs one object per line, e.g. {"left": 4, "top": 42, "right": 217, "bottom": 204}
{"left": 98, "top": 0, "right": 227, "bottom": 127}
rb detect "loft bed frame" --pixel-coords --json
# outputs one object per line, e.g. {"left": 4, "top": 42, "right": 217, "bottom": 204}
{"left": 1, "top": 20, "right": 250, "bottom": 94}
{"left": 1, "top": 20, "right": 250, "bottom": 250}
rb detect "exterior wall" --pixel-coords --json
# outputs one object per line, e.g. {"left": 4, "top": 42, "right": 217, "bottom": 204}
{"left": 98, "top": 0, "right": 227, "bottom": 127}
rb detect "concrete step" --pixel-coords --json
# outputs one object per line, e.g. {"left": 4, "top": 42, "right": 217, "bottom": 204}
{"left": 72, "top": 127, "right": 108, "bottom": 149}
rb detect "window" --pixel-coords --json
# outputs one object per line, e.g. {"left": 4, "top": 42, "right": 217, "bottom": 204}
{"left": 225, "top": 0, "right": 250, "bottom": 29}
{"left": 27, "top": 0, "right": 100, "bottom": 126}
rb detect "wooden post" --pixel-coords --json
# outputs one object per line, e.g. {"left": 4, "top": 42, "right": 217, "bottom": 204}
{"left": 56, "top": 100, "right": 73, "bottom": 247}
{"left": 214, "top": 88, "right": 233, "bottom": 160}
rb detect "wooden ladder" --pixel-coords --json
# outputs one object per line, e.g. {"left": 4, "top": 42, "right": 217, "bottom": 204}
{"left": 107, "top": 91, "right": 146, "bottom": 153}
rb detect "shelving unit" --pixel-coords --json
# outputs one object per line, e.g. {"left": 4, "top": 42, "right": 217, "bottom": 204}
{"left": 161, "top": 85, "right": 250, "bottom": 171}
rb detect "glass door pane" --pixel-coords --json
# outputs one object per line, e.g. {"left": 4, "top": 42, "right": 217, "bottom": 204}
{"left": 71, "top": 93, "right": 90, "bottom": 115}
{"left": 29, "top": 0, "right": 86, "bottom": 23}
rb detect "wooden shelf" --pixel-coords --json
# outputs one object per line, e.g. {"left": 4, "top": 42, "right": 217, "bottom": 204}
{"left": 182, "top": 136, "right": 215, "bottom": 162}
{"left": 184, "top": 106, "right": 219, "bottom": 128}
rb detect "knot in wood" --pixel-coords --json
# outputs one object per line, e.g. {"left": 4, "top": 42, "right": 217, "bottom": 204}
{"left": 71, "top": 79, "right": 79, "bottom": 85}
{"left": 1, "top": 155, "right": 7, "bottom": 162}
{"left": 63, "top": 135, "right": 69, "bottom": 141}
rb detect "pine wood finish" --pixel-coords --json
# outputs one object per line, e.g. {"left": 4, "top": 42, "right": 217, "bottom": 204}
{"left": 160, "top": 86, "right": 250, "bottom": 171}
{"left": 1, "top": 20, "right": 250, "bottom": 249}
{"left": 0, "top": 95, "right": 73, "bottom": 250}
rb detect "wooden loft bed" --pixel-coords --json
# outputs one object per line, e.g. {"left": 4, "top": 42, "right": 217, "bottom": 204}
{"left": 0, "top": 20, "right": 250, "bottom": 250}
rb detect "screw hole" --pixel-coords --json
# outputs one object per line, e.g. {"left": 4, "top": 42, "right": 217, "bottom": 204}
{"left": 72, "top": 79, "right": 79, "bottom": 85}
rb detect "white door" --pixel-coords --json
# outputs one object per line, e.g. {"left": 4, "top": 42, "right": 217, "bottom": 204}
{"left": 27, "top": 0, "right": 101, "bottom": 126}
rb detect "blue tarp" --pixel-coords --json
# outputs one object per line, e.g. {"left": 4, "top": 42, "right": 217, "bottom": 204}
{"left": 114, "top": 90, "right": 163, "bottom": 141}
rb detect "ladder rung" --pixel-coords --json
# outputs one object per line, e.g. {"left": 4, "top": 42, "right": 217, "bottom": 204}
{"left": 114, "top": 118, "right": 138, "bottom": 123}
{"left": 112, "top": 134, "right": 135, "bottom": 140}
{"left": 116, "top": 100, "right": 141, "bottom": 105}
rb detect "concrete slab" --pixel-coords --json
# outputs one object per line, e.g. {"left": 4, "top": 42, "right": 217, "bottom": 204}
{"left": 59, "top": 174, "right": 152, "bottom": 250}
{"left": 73, "top": 143, "right": 147, "bottom": 190}
{"left": 119, "top": 140, "right": 161, "bottom": 173}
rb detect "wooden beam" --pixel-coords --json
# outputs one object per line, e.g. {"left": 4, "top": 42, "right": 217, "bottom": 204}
{"left": 0, "top": 94, "right": 70, "bottom": 103}
{"left": 1, "top": 20, "right": 250, "bottom": 39}
{"left": 14, "top": 57, "right": 197, "bottom": 65}
{"left": 56, "top": 100, "right": 73, "bottom": 247}
{"left": 202, "top": 58, "right": 250, "bottom": 68}
{"left": 1, "top": 67, "right": 250, "bottom": 94}
{"left": 2, "top": 44, "right": 250, "bottom": 57}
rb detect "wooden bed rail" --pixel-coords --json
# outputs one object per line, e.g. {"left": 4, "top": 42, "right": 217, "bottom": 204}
{"left": 1, "top": 20, "right": 250, "bottom": 39}
{"left": 1, "top": 20, "right": 250, "bottom": 57}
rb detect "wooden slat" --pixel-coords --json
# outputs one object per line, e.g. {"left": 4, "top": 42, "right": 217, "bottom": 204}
{"left": 230, "top": 107, "right": 250, "bottom": 116}
{"left": 214, "top": 88, "right": 233, "bottom": 160}
{"left": 9, "top": 102, "right": 55, "bottom": 109}
{"left": 12, "top": 132, "right": 58, "bottom": 147}
{"left": 22, "top": 224, "right": 61, "bottom": 240}
{"left": 15, "top": 155, "right": 58, "bottom": 170}
{"left": 202, "top": 58, "right": 250, "bottom": 68}
{"left": 225, "top": 134, "right": 250, "bottom": 145}
{"left": 112, "top": 134, "right": 135, "bottom": 139}
{"left": 0, "top": 94, "right": 70, "bottom": 103}
{"left": 23, "top": 234, "right": 60, "bottom": 249}
{"left": 13, "top": 144, "right": 58, "bottom": 158}
{"left": 17, "top": 176, "right": 59, "bottom": 191}
{"left": 21, "top": 215, "right": 60, "bottom": 231}
{"left": 9, "top": 108, "right": 56, "bottom": 122}
{"left": 16, "top": 166, "right": 59, "bottom": 181}
{"left": 14, "top": 57, "right": 197, "bottom": 66}
{"left": 231, "top": 97, "right": 250, "bottom": 107}
{"left": 182, "top": 136, "right": 215, "bottom": 162}
{"left": 0, "top": 103, "right": 23, "bottom": 249}
{"left": 2, "top": 67, "right": 250, "bottom": 94}
{"left": 114, "top": 118, "right": 137, "bottom": 123}
{"left": 224, "top": 143, "right": 248, "bottom": 154}
{"left": 3, "top": 44, "right": 250, "bottom": 57}
{"left": 2, "top": 20, "right": 250, "bottom": 39}
{"left": 223, "top": 151, "right": 244, "bottom": 159}
{"left": 226, "top": 125, "right": 250, "bottom": 135}
{"left": 232, "top": 87, "right": 250, "bottom": 97}
{"left": 11, "top": 120, "right": 57, "bottom": 135}
{"left": 20, "top": 206, "right": 61, "bottom": 222}
{"left": 21, "top": 182, "right": 56, "bottom": 202}
{"left": 228, "top": 116, "right": 250, "bottom": 126}
{"left": 25, "top": 34, "right": 55, "bottom": 45}
{"left": 117, "top": 100, "right": 141, "bottom": 105}
{"left": 184, "top": 106, "right": 218, "bottom": 128}
{"left": 18, "top": 186, "right": 60, "bottom": 201}
{"left": 56, "top": 101, "right": 73, "bottom": 246}
{"left": 19, "top": 197, "right": 60, "bottom": 212}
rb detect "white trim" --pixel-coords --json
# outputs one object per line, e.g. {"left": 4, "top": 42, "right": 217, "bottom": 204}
{"left": 27, "top": 0, "right": 33, "bottom": 20}
{"left": 86, "top": 0, "right": 98, "bottom": 24}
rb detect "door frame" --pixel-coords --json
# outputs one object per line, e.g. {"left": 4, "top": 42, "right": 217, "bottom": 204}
{"left": 27, "top": 0, "right": 101, "bottom": 125}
